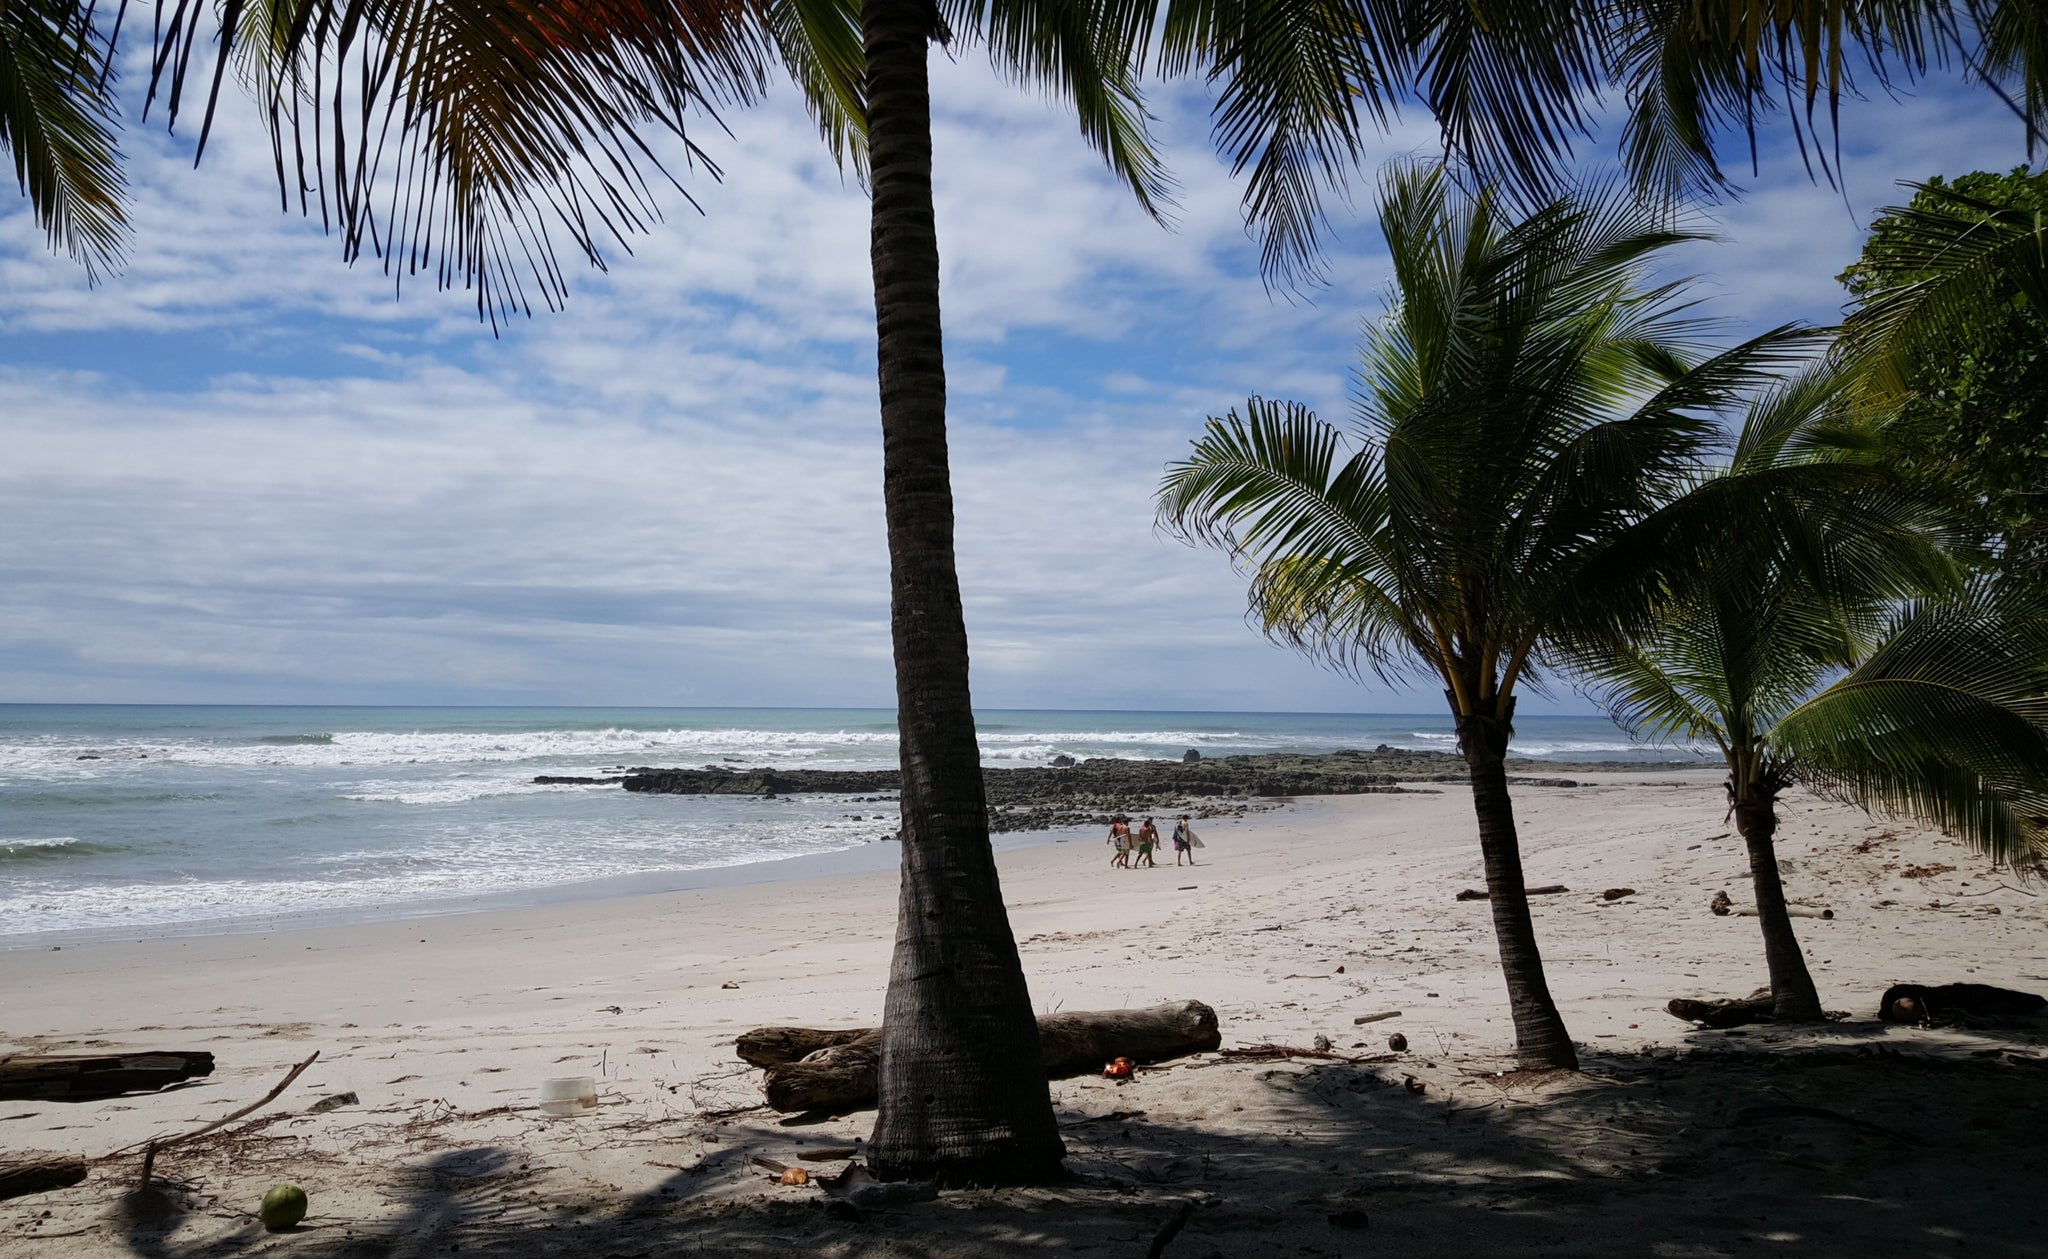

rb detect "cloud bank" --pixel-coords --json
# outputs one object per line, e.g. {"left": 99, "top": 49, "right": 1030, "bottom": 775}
{"left": 0, "top": 53, "right": 2024, "bottom": 711}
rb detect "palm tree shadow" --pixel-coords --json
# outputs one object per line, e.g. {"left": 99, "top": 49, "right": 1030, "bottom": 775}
{"left": 105, "top": 1045, "right": 2048, "bottom": 1258}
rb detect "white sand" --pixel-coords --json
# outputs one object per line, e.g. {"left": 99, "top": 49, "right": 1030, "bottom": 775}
{"left": 5, "top": 772, "right": 2046, "bottom": 1256}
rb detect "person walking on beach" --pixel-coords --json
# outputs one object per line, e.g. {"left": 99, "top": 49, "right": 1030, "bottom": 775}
{"left": 1107, "top": 818, "right": 1131, "bottom": 869}
{"left": 1136, "top": 818, "right": 1159, "bottom": 868}
{"left": 1172, "top": 815, "right": 1200, "bottom": 866}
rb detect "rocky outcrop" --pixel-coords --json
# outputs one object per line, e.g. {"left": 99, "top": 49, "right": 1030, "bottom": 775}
{"left": 539, "top": 748, "right": 1651, "bottom": 836}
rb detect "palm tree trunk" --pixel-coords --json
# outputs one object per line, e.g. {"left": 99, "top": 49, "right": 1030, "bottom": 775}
{"left": 860, "top": 0, "right": 1064, "bottom": 1186}
{"left": 1731, "top": 787, "right": 1824, "bottom": 1021}
{"left": 1458, "top": 705, "right": 1578, "bottom": 1069}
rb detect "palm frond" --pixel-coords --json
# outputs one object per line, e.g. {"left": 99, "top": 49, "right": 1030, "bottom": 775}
{"left": 1187, "top": 0, "right": 1402, "bottom": 286}
{"left": 0, "top": 0, "right": 126, "bottom": 278}
{"left": 1838, "top": 178, "right": 2048, "bottom": 398}
{"left": 1156, "top": 396, "right": 1427, "bottom": 677}
{"left": 1773, "top": 581, "right": 2048, "bottom": 864}
{"left": 952, "top": 0, "right": 1175, "bottom": 220}
{"left": 153, "top": 0, "right": 774, "bottom": 328}
{"left": 768, "top": 0, "right": 866, "bottom": 176}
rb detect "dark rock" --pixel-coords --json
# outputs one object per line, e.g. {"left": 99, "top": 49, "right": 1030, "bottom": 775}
{"left": 533, "top": 775, "right": 627, "bottom": 785}
{"left": 1182, "top": 749, "right": 1202, "bottom": 763}
{"left": 1049, "top": 755, "right": 1076, "bottom": 768}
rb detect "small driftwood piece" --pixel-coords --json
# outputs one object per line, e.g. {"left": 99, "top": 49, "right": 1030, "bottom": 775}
{"left": 1455, "top": 885, "right": 1567, "bottom": 901}
{"left": 745, "top": 1001, "right": 1222, "bottom": 1113}
{"left": 1352, "top": 1010, "right": 1402, "bottom": 1025}
{"left": 0, "top": 1158, "right": 87, "bottom": 1202}
{"left": 0, "top": 1052, "right": 215, "bottom": 1101}
{"left": 1217, "top": 1043, "right": 1395, "bottom": 1064}
{"left": 1667, "top": 988, "right": 1775, "bottom": 1029}
{"left": 1146, "top": 1200, "right": 1195, "bottom": 1259}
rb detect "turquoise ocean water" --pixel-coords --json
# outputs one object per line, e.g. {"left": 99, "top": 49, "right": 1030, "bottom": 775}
{"left": 0, "top": 706, "right": 1703, "bottom": 941}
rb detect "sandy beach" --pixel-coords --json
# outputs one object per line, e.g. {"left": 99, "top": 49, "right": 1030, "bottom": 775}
{"left": 5, "top": 772, "right": 2046, "bottom": 1256}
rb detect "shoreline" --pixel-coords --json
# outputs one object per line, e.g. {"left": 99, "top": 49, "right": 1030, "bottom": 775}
{"left": 6, "top": 748, "right": 1711, "bottom": 949}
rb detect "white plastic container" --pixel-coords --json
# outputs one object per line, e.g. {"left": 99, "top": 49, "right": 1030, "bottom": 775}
{"left": 538, "top": 1076, "right": 597, "bottom": 1116}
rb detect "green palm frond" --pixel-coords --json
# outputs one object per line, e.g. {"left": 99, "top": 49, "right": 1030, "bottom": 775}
{"left": 1162, "top": 164, "right": 1780, "bottom": 716}
{"left": 1156, "top": 396, "right": 1430, "bottom": 678}
{"left": 0, "top": 0, "right": 126, "bottom": 278}
{"left": 1774, "top": 582, "right": 2048, "bottom": 862}
{"left": 153, "top": 0, "right": 775, "bottom": 327}
{"left": 768, "top": 0, "right": 866, "bottom": 175}
{"left": 1179, "top": 0, "right": 1399, "bottom": 286}
{"left": 1838, "top": 178, "right": 2048, "bottom": 398}
{"left": 952, "top": 0, "right": 1174, "bottom": 220}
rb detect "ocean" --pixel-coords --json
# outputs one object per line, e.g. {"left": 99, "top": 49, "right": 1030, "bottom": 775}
{"left": 0, "top": 706, "right": 1703, "bottom": 942}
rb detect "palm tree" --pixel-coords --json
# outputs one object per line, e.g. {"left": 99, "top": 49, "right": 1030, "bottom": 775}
{"left": 1577, "top": 364, "right": 2031, "bottom": 1019}
{"left": 1157, "top": 162, "right": 1822, "bottom": 1069}
{"left": 1594, "top": 569, "right": 2048, "bottom": 1018}
{"left": 123, "top": 0, "right": 1373, "bottom": 1186}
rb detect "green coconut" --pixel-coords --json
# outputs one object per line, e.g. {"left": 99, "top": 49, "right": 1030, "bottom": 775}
{"left": 259, "top": 1183, "right": 308, "bottom": 1231}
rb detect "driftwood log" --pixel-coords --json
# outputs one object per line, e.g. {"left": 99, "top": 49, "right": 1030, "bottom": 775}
{"left": 743, "top": 1000, "right": 1222, "bottom": 1113}
{"left": 1667, "top": 988, "right": 1776, "bottom": 1029}
{"left": 0, "top": 1159, "right": 87, "bottom": 1202}
{"left": 1456, "top": 885, "right": 1568, "bottom": 901}
{"left": 0, "top": 1052, "right": 214, "bottom": 1101}
{"left": 1880, "top": 983, "right": 2046, "bottom": 1025}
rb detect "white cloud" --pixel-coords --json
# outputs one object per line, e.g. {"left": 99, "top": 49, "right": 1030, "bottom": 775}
{"left": 0, "top": 49, "right": 2031, "bottom": 713}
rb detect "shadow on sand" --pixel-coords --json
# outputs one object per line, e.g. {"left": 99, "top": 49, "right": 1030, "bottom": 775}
{"left": 94, "top": 1031, "right": 2048, "bottom": 1259}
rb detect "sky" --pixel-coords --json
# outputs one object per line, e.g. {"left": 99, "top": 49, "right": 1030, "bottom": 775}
{"left": 0, "top": 41, "right": 2030, "bottom": 713}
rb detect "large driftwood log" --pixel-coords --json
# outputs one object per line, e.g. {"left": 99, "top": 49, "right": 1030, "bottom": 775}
{"left": 0, "top": 1159, "right": 87, "bottom": 1201}
{"left": 0, "top": 1052, "right": 214, "bottom": 1101}
{"left": 1666, "top": 988, "right": 1776, "bottom": 1029}
{"left": 1880, "top": 982, "right": 2046, "bottom": 1025}
{"left": 748, "top": 1000, "right": 1222, "bottom": 1114}
{"left": 735, "top": 1027, "right": 875, "bottom": 1069}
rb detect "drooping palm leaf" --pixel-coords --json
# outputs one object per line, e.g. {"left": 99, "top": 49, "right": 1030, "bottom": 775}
{"left": 0, "top": 0, "right": 126, "bottom": 278}
{"left": 1774, "top": 582, "right": 2048, "bottom": 862}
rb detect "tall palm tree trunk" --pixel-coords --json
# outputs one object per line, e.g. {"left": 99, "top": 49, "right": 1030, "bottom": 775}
{"left": 1730, "top": 784, "right": 1824, "bottom": 1021}
{"left": 861, "top": 0, "right": 1065, "bottom": 1186}
{"left": 1458, "top": 703, "right": 1579, "bottom": 1069}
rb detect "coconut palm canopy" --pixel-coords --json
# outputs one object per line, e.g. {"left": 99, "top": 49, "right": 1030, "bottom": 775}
{"left": 8, "top": 1, "right": 2046, "bottom": 293}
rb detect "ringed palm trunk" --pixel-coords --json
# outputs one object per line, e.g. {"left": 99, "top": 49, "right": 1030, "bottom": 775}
{"left": 1457, "top": 700, "right": 1579, "bottom": 1069}
{"left": 1729, "top": 778, "right": 1825, "bottom": 1021}
{"left": 861, "top": 0, "right": 1065, "bottom": 1185}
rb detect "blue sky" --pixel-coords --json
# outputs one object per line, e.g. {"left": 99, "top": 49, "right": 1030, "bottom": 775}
{"left": 0, "top": 48, "right": 2028, "bottom": 712}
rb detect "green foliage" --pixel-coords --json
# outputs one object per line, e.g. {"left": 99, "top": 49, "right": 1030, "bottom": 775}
{"left": 1155, "top": 162, "right": 1823, "bottom": 717}
{"left": 0, "top": 0, "right": 126, "bottom": 277}
{"left": 1583, "top": 359, "right": 2048, "bottom": 868}
{"left": 1840, "top": 168, "right": 2048, "bottom": 581}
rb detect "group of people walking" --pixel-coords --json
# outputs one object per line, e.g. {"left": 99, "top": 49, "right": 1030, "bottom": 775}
{"left": 1107, "top": 814, "right": 1202, "bottom": 868}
